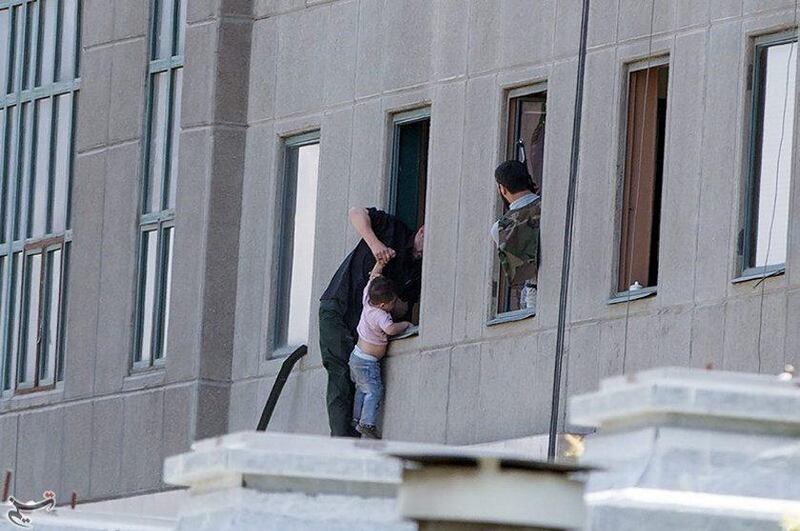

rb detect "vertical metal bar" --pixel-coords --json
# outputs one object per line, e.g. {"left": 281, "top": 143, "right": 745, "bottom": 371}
{"left": 56, "top": 241, "right": 68, "bottom": 381}
{"left": 0, "top": 5, "right": 11, "bottom": 385}
{"left": 73, "top": 0, "right": 81, "bottom": 77}
{"left": 53, "top": 0, "right": 63, "bottom": 82}
{"left": 3, "top": 3, "right": 26, "bottom": 390}
{"left": 24, "top": 91, "right": 36, "bottom": 238}
{"left": 548, "top": 0, "right": 591, "bottom": 462}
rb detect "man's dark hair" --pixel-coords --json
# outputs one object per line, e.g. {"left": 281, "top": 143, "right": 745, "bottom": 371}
{"left": 495, "top": 160, "right": 534, "bottom": 194}
{"left": 369, "top": 276, "right": 397, "bottom": 305}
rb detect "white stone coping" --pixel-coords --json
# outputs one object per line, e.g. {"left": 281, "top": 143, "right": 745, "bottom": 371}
{"left": 569, "top": 367, "right": 800, "bottom": 431}
{"left": 175, "top": 487, "right": 416, "bottom": 530}
{"left": 165, "top": 432, "right": 587, "bottom": 496}
{"left": 164, "top": 433, "right": 402, "bottom": 494}
{"left": 0, "top": 505, "right": 174, "bottom": 530}
{"left": 587, "top": 487, "right": 800, "bottom": 524}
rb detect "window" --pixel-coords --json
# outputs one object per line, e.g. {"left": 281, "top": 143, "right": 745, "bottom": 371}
{"left": 388, "top": 108, "right": 429, "bottom": 233}
{"left": 274, "top": 132, "right": 320, "bottom": 350}
{"left": 617, "top": 61, "right": 669, "bottom": 294}
{"left": 388, "top": 109, "right": 429, "bottom": 326}
{"left": 133, "top": 0, "right": 185, "bottom": 369}
{"left": 493, "top": 87, "right": 547, "bottom": 317}
{"left": 741, "top": 33, "right": 797, "bottom": 276}
{"left": 0, "top": 0, "right": 79, "bottom": 393}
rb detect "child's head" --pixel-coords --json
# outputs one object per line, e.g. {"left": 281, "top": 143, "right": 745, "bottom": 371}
{"left": 368, "top": 276, "right": 397, "bottom": 311}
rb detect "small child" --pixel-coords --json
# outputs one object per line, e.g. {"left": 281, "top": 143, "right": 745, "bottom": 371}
{"left": 349, "top": 260, "right": 412, "bottom": 439}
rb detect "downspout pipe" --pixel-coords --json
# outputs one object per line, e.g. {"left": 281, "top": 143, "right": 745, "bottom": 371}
{"left": 548, "top": 0, "right": 591, "bottom": 462}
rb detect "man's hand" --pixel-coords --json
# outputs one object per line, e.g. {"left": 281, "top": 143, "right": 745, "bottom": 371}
{"left": 370, "top": 242, "right": 396, "bottom": 263}
{"left": 348, "top": 207, "right": 396, "bottom": 262}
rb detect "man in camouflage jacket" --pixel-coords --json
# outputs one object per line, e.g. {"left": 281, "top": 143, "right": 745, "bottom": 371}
{"left": 491, "top": 161, "right": 541, "bottom": 309}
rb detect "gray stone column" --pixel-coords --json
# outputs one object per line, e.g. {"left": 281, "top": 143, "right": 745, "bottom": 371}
{"left": 168, "top": 0, "right": 253, "bottom": 439}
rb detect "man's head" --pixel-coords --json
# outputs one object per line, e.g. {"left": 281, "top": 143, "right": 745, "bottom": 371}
{"left": 495, "top": 160, "right": 535, "bottom": 204}
{"left": 369, "top": 275, "right": 398, "bottom": 312}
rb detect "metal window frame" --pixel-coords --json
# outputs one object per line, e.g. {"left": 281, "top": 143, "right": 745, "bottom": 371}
{"left": 271, "top": 130, "right": 321, "bottom": 354}
{"left": 14, "top": 235, "right": 63, "bottom": 393}
{"left": 386, "top": 107, "right": 431, "bottom": 218}
{"left": 740, "top": 30, "right": 798, "bottom": 278}
{"left": 0, "top": 0, "right": 78, "bottom": 394}
{"left": 491, "top": 84, "right": 548, "bottom": 319}
{"left": 131, "top": 0, "right": 184, "bottom": 371}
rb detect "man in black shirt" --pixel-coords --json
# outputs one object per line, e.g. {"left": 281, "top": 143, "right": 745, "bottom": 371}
{"left": 319, "top": 207, "right": 424, "bottom": 437}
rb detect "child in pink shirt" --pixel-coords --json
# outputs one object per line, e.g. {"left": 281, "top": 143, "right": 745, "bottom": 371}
{"left": 349, "top": 260, "right": 412, "bottom": 439}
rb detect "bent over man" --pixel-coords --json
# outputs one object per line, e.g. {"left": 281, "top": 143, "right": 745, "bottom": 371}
{"left": 319, "top": 207, "right": 423, "bottom": 437}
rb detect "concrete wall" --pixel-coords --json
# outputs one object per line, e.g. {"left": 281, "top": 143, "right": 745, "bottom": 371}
{"left": 229, "top": 0, "right": 800, "bottom": 446}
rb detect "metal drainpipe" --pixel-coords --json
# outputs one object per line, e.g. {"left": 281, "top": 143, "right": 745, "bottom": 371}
{"left": 548, "top": 0, "right": 592, "bottom": 462}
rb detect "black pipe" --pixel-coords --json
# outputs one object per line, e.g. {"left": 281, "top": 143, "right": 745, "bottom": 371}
{"left": 548, "top": 0, "right": 591, "bottom": 462}
{"left": 256, "top": 344, "right": 308, "bottom": 431}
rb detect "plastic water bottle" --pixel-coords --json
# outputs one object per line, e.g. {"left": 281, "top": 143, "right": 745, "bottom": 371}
{"left": 520, "top": 280, "right": 537, "bottom": 311}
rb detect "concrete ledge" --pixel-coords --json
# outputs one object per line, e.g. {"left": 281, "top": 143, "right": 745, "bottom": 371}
{"left": 174, "top": 488, "right": 415, "bottom": 531}
{"left": 570, "top": 367, "right": 800, "bottom": 434}
{"left": 165, "top": 432, "right": 405, "bottom": 497}
{"left": 588, "top": 488, "right": 800, "bottom": 531}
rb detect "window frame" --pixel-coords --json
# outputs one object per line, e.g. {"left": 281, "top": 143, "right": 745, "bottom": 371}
{"left": 0, "top": 0, "right": 79, "bottom": 394}
{"left": 131, "top": 0, "right": 184, "bottom": 371}
{"left": 270, "top": 130, "right": 321, "bottom": 356}
{"left": 612, "top": 55, "right": 670, "bottom": 300}
{"left": 739, "top": 30, "right": 797, "bottom": 279}
{"left": 488, "top": 83, "right": 547, "bottom": 323}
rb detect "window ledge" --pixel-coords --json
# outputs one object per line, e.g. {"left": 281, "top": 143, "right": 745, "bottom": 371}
{"left": 123, "top": 368, "right": 167, "bottom": 391}
{"left": 270, "top": 344, "right": 306, "bottom": 360}
{"left": 390, "top": 325, "right": 419, "bottom": 341}
{"left": 487, "top": 308, "right": 536, "bottom": 326}
{"left": 0, "top": 385, "right": 64, "bottom": 411}
{"left": 732, "top": 266, "right": 785, "bottom": 284}
{"left": 607, "top": 287, "right": 657, "bottom": 305}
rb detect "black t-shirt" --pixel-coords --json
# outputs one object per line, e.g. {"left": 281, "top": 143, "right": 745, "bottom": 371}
{"left": 320, "top": 208, "right": 422, "bottom": 332}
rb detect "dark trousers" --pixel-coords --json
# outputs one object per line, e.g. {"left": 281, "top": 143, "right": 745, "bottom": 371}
{"left": 319, "top": 299, "right": 359, "bottom": 437}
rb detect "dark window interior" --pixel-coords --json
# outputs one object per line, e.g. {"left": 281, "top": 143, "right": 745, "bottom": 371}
{"left": 390, "top": 117, "right": 429, "bottom": 232}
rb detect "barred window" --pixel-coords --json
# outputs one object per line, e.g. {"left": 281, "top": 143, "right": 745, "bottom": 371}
{"left": 133, "top": 0, "right": 184, "bottom": 368}
{"left": 0, "top": 0, "right": 79, "bottom": 393}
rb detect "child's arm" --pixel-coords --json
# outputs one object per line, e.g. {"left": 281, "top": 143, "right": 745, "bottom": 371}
{"left": 369, "top": 258, "right": 387, "bottom": 280}
{"left": 383, "top": 321, "right": 411, "bottom": 337}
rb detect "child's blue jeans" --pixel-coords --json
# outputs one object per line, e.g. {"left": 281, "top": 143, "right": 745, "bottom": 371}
{"left": 349, "top": 346, "right": 383, "bottom": 427}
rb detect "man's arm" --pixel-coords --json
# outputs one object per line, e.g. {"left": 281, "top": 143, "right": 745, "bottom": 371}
{"left": 349, "top": 207, "right": 396, "bottom": 262}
